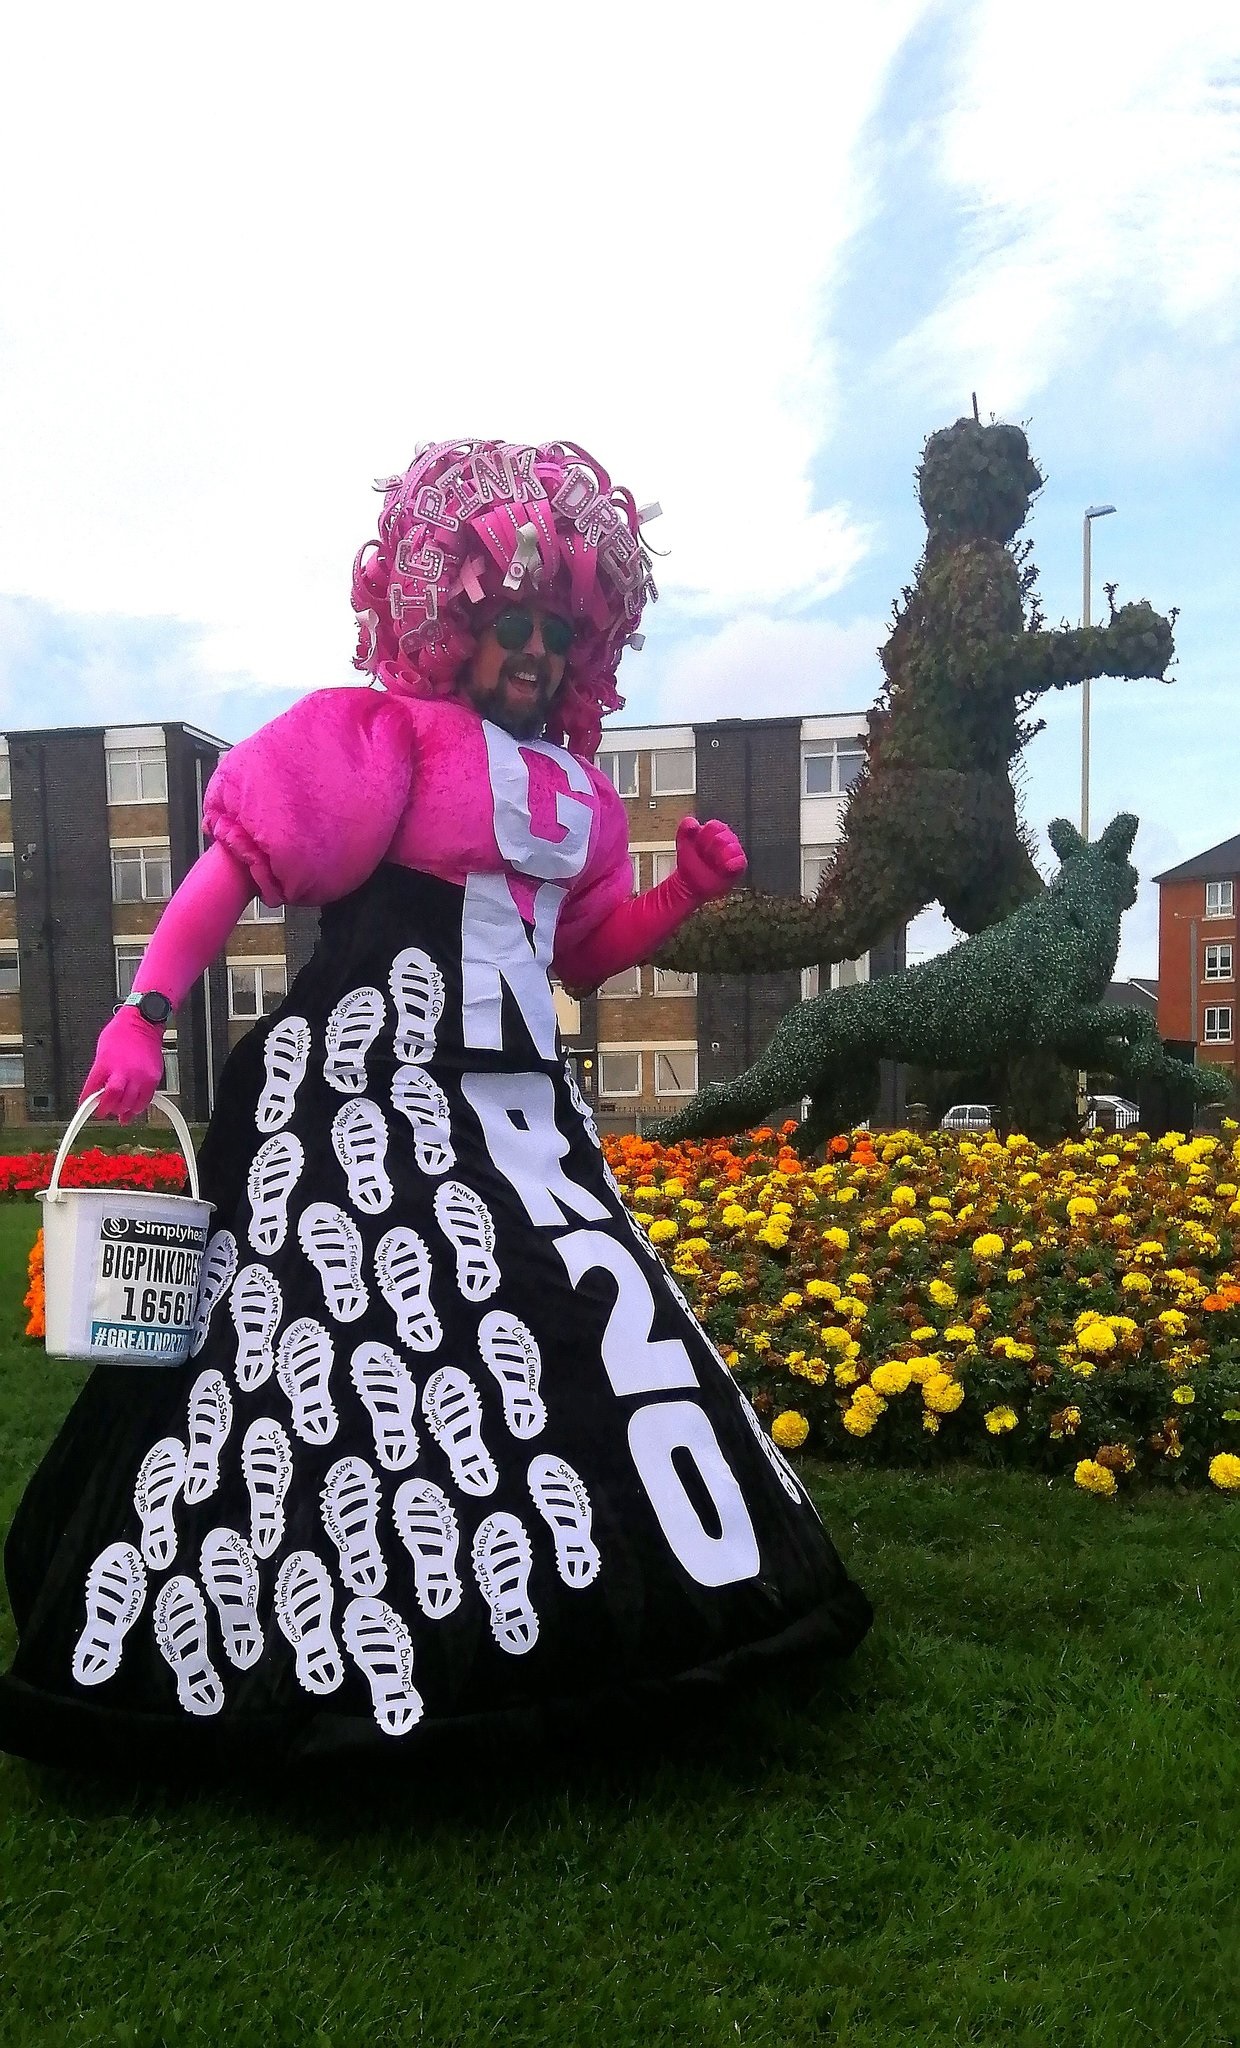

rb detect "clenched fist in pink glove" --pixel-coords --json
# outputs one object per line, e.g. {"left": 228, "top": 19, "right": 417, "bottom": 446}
{"left": 672, "top": 815, "right": 748, "bottom": 905}
{"left": 79, "top": 1008, "right": 167, "bottom": 1124}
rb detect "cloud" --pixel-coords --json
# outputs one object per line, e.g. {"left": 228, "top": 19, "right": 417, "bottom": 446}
{"left": 639, "top": 611, "right": 886, "bottom": 724}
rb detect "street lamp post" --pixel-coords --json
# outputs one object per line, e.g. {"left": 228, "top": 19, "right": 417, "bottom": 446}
{"left": 1081, "top": 503, "right": 1116, "bottom": 841}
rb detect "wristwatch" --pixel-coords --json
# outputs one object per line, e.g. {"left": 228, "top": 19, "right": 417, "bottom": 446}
{"left": 116, "top": 990, "right": 174, "bottom": 1027}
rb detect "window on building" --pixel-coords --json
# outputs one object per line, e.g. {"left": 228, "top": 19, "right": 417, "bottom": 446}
{"left": 802, "top": 739, "right": 865, "bottom": 797}
{"left": 0, "top": 1047, "right": 23, "bottom": 1088}
{"left": 599, "top": 966, "right": 640, "bottom": 997}
{"left": 653, "top": 967, "right": 696, "bottom": 995}
{"left": 0, "top": 754, "right": 10, "bottom": 800}
{"left": 238, "top": 896, "right": 285, "bottom": 924}
{"left": 650, "top": 748, "right": 695, "bottom": 796}
{"left": 106, "top": 745, "right": 168, "bottom": 804}
{"left": 1204, "top": 943, "right": 1233, "bottom": 981}
{"left": 0, "top": 946, "right": 20, "bottom": 996}
{"left": 1205, "top": 880, "right": 1234, "bottom": 918}
{"left": 228, "top": 961, "right": 288, "bottom": 1018}
{"left": 654, "top": 1049, "right": 698, "bottom": 1095}
{"left": 161, "top": 1045, "right": 180, "bottom": 1095}
{"left": 0, "top": 848, "right": 14, "bottom": 896}
{"left": 597, "top": 749, "right": 639, "bottom": 798}
{"left": 801, "top": 845, "right": 832, "bottom": 898}
{"left": 1204, "top": 1006, "right": 1233, "bottom": 1043}
{"left": 832, "top": 954, "right": 869, "bottom": 990}
{"left": 598, "top": 1049, "right": 641, "bottom": 1095}
{"left": 111, "top": 843, "right": 172, "bottom": 903}
{"left": 114, "top": 944, "right": 145, "bottom": 1000}
{"left": 801, "top": 966, "right": 820, "bottom": 1001}
{"left": 651, "top": 849, "right": 677, "bottom": 887}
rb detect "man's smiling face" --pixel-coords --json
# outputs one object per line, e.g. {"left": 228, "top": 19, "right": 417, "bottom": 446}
{"left": 458, "top": 603, "right": 572, "bottom": 739}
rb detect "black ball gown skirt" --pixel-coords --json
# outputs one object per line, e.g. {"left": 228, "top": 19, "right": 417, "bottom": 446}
{"left": 0, "top": 865, "right": 870, "bottom": 1772}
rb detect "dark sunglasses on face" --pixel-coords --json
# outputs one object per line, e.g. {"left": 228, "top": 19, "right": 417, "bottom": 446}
{"left": 492, "top": 607, "right": 575, "bottom": 658}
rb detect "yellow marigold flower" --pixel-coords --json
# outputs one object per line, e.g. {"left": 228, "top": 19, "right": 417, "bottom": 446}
{"left": 757, "top": 1228, "right": 789, "bottom": 1249}
{"left": 1077, "top": 1321, "right": 1117, "bottom": 1355}
{"left": 1011, "top": 1240, "right": 1034, "bottom": 1256}
{"left": 984, "top": 1406, "right": 1018, "bottom": 1434}
{"left": 922, "top": 1411, "right": 941, "bottom": 1433}
{"left": 1121, "top": 1271, "right": 1153, "bottom": 1294}
{"left": 721, "top": 1204, "right": 747, "bottom": 1228}
{"left": 632, "top": 1213, "right": 654, "bottom": 1231}
{"left": 1018, "top": 1171, "right": 1042, "bottom": 1187}
{"left": 928, "top": 1279, "right": 957, "bottom": 1307}
{"left": 1097, "top": 1153, "right": 1120, "bottom": 1168}
{"left": 752, "top": 1333, "right": 772, "bottom": 1353}
{"left": 845, "top": 1272, "right": 873, "bottom": 1294}
{"left": 682, "top": 1236, "right": 710, "bottom": 1255}
{"left": 891, "top": 1185, "right": 918, "bottom": 1209}
{"left": 928, "top": 1196, "right": 952, "bottom": 1211}
{"left": 1006, "top": 1268, "right": 1027, "bottom": 1284}
{"left": 717, "top": 1271, "right": 745, "bottom": 1295}
{"left": 837, "top": 1296, "right": 868, "bottom": 1321}
{"left": 820, "top": 1327, "right": 853, "bottom": 1352}
{"left": 870, "top": 1362, "right": 913, "bottom": 1396}
{"left": 833, "top": 1362, "right": 860, "bottom": 1388}
{"left": 822, "top": 1226, "right": 851, "bottom": 1249}
{"left": 851, "top": 1383, "right": 886, "bottom": 1413}
{"left": 662, "top": 1178, "right": 685, "bottom": 1198}
{"left": 924, "top": 1373, "right": 965, "bottom": 1414}
{"left": 648, "top": 1219, "right": 678, "bottom": 1244}
{"left": 771, "top": 1410, "right": 809, "bottom": 1450}
{"left": 1208, "top": 1453, "right": 1240, "bottom": 1491}
{"left": 791, "top": 1357, "right": 828, "bottom": 1384}
{"left": 972, "top": 1233, "right": 1005, "bottom": 1260}
{"left": 805, "top": 1278, "right": 840, "bottom": 1300}
{"left": 1074, "top": 1459, "right": 1118, "bottom": 1497}
{"left": 943, "top": 1325, "right": 976, "bottom": 1345}
{"left": 888, "top": 1216, "right": 926, "bottom": 1239}
{"left": 1172, "top": 1385, "right": 1195, "bottom": 1405}
{"left": 911, "top": 1325, "right": 936, "bottom": 1342}
{"left": 1157, "top": 1309, "right": 1187, "bottom": 1336}
{"left": 842, "top": 1406, "right": 878, "bottom": 1437}
{"left": 780, "top": 1291, "right": 803, "bottom": 1310}
{"left": 1067, "top": 1196, "right": 1098, "bottom": 1222}
{"left": 1050, "top": 1405, "right": 1082, "bottom": 1438}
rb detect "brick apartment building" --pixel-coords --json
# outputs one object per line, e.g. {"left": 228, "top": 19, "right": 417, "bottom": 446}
{"left": 0, "top": 723, "right": 316, "bottom": 1126}
{"left": 1155, "top": 834, "right": 1240, "bottom": 1084}
{"left": 568, "top": 713, "right": 905, "bottom": 1129}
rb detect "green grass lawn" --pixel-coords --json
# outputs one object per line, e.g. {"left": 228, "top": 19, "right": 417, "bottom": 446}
{"left": 1, "top": 1203, "right": 1238, "bottom": 2047}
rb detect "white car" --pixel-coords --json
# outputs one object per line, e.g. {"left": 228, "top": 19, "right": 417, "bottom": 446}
{"left": 1085, "top": 1094, "right": 1141, "bottom": 1132}
{"left": 939, "top": 1103, "right": 995, "bottom": 1133}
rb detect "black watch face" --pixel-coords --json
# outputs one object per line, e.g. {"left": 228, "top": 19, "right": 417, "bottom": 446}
{"left": 137, "top": 992, "right": 171, "bottom": 1026}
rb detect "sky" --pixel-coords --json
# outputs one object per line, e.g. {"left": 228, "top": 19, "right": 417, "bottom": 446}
{"left": 2, "top": 0, "right": 1238, "bottom": 976}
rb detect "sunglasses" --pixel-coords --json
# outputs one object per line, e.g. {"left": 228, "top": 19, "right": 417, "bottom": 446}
{"left": 492, "top": 607, "right": 575, "bottom": 658}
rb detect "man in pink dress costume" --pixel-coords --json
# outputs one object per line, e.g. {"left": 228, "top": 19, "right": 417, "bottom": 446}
{"left": 0, "top": 440, "right": 870, "bottom": 1772}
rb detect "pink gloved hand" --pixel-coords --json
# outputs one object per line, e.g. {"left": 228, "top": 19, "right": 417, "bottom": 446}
{"left": 672, "top": 816, "right": 748, "bottom": 905}
{"left": 80, "top": 1008, "right": 168, "bottom": 1124}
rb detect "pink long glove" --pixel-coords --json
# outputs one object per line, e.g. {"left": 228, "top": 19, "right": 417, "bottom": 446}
{"left": 556, "top": 816, "right": 747, "bottom": 992}
{"left": 80, "top": 843, "right": 257, "bottom": 1122}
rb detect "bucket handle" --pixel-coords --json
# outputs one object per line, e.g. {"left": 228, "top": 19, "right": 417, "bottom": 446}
{"left": 45, "top": 1091, "right": 202, "bottom": 1204}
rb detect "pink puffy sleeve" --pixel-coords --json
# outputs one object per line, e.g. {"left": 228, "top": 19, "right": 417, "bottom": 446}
{"left": 202, "top": 688, "right": 415, "bottom": 907}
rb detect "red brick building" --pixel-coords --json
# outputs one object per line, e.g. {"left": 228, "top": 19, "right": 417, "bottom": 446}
{"left": 1155, "top": 834, "right": 1240, "bottom": 1081}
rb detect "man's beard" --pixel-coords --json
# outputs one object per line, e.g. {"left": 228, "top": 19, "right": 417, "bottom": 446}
{"left": 490, "top": 657, "right": 558, "bottom": 737}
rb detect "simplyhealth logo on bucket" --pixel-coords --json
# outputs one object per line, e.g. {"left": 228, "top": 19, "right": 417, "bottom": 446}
{"left": 90, "top": 1213, "right": 209, "bottom": 1357}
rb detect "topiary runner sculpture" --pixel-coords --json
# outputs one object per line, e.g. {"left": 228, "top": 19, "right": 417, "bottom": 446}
{"left": 650, "top": 815, "right": 1228, "bottom": 1154}
{"left": 656, "top": 418, "right": 1175, "bottom": 976}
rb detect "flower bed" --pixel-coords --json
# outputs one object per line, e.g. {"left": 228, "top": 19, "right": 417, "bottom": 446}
{"left": 603, "top": 1122, "right": 1240, "bottom": 1497}
{"left": 0, "top": 1149, "right": 188, "bottom": 1198}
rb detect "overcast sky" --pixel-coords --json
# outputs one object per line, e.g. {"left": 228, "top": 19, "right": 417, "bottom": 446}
{"left": 2, "top": 0, "right": 1237, "bottom": 975}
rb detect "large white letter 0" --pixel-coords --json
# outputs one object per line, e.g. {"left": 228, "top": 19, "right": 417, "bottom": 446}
{"left": 627, "top": 1401, "right": 760, "bottom": 1588}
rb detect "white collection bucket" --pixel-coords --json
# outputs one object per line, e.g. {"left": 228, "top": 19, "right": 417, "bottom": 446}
{"left": 37, "top": 1091, "right": 214, "bottom": 1366}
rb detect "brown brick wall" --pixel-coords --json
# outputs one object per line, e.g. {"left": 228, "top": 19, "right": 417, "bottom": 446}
{"left": 0, "top": 900, "right": 16, "bottom": 942}
{"left": 107, "top": 801, "right": 169, "bottom": 841}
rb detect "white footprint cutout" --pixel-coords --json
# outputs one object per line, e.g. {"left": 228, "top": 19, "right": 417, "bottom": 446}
{"left": 374, "top": 1226, "right": 442, "bottom": 1352}
{"left": 190, "top": 1230, "right": 238, "bottom": 1357}
{"left": 246, "top": 1132, "right": 304, "bottom": 1254}
{"left": 320, "top": 1456, "right": 387, "bottom": 1593}
{"left": 331, "top": 1098, "right": 394, "bottom": 1215}
{"left": 349, "top": 1340, "right": 420, "bottom": 1471}
{"left": 153, "top": 1576, "right": 225, "bottom": 1717}
{"left": 72, "top": 1542, "right": 146, "bottom": 1686}
{"left": 433, "top": 1181, "right": 500, "bottom": 1302}
{"left": 323, "top": 986, "right": 385, "bottom": 1095}
{"left": 229, "top": 1264, "right": 282, "bottom": 1391}
{"left": 298, "top": 1202, "right": 368, "bottom": 1323}
{"left": 241, "top": 1416, "right": 294, "bottom": 1559}
{"left": 389, "top": 946, "right": 445, "bottom": 1065}
{"left": 390, "top": 1066, "right": 455, "bottom": 1176}
{"left": 527, "top": 1454, "right": 601, "bottom": 1588}
{"left": 199, "top": 1527, "right": 264, "bottom": 1670}
{"left": 477, "top": 1310, "right": 546, "bottom": 1440}
{"left": 275, "top": 1550, "right": 344, "bottom": 1696}
{"left": 183, "top": 1369, "right": 234, "bottom": 1504}
{"left": 342, "top": 1596, "right": 424, "bottom": 1737}
{"left": 472, "top": 1512, "right": 538, "bottom": 1655}
{"left": 422, "top": 1366, "right": 497, "bottom": 1497}
{"left": 256, "top": 1015, "right": 312, "bottom": 1132}
{"left": 276, "top": 1317, "right": 339, "bottom": 1444}
{"left": 391, "top": 1478, "right": 462, "bottom": 1619}
{"left": 133, "top": 1436, "right": 187, "bottom": 1570}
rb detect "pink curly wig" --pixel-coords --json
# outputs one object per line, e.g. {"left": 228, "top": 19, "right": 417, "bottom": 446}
{"left": 351, "top": 438, "right": 657, "bottom": 758}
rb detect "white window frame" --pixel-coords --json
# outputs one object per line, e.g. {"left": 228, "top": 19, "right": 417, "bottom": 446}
{"left": 832, "top": 954, "right": 870, "bottom": 990}
{"left": 599, "top": 965, "right": 641, "bottom": 997}
{"left": 227, "top": 958, "right": 288, "bottom": 1020}
{"left": 652, "top": 966, "right": 697, "bottom": 996}
{"left": 1204, "top": 1005, "right": 1233, "bottom": 1044}
{"left": 653, "top": 1047, "right": 699, "bottom": 1096}
{"left": 801, "top": 845, "right": 832, "bottom": 899}
{"left": 1204, "top": 943, "right": 1233, "bottom": 982}
{"left": 651, "top": 849, "right": 677, "bottom": 888}
{"left": 114, "top": 943, "right": 145, "bottom": 1001}
{"left": 0, "top": 845, "right": 14, "bottom": 897}
{"left": 0, "top": 751, "right": 10, "bottom": 801}
{"left": 111, "top": 841, "right": 172, "bottom": 904}
{"left": 238, "top": 896, "right": 285, "bottom": 924}
{"left": 598, "top": 1048, "right": 642, "bottom": 1097}
{"left": 161, "top": 1043, "right": 180, "bottom": 1095}
{"left": 0, "top": 944, "right": 20, "bottom": 996}
{"left": 0, "top": 1042, "right": 23, "bottom": 1089}
{"left": 597, "top": 749, "right": 639, "bottom": 798}
{"left": 1205, "top": 881, "right": 1234, "bottom": 919}
{"left": 106, "top": 744, "right": 168, "bottom": 804}
{"left": 650, "top": 748, "right": 696, "bottom": 797}
{"left": 802, "top": 738, "right": 866, "bottom": 798}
